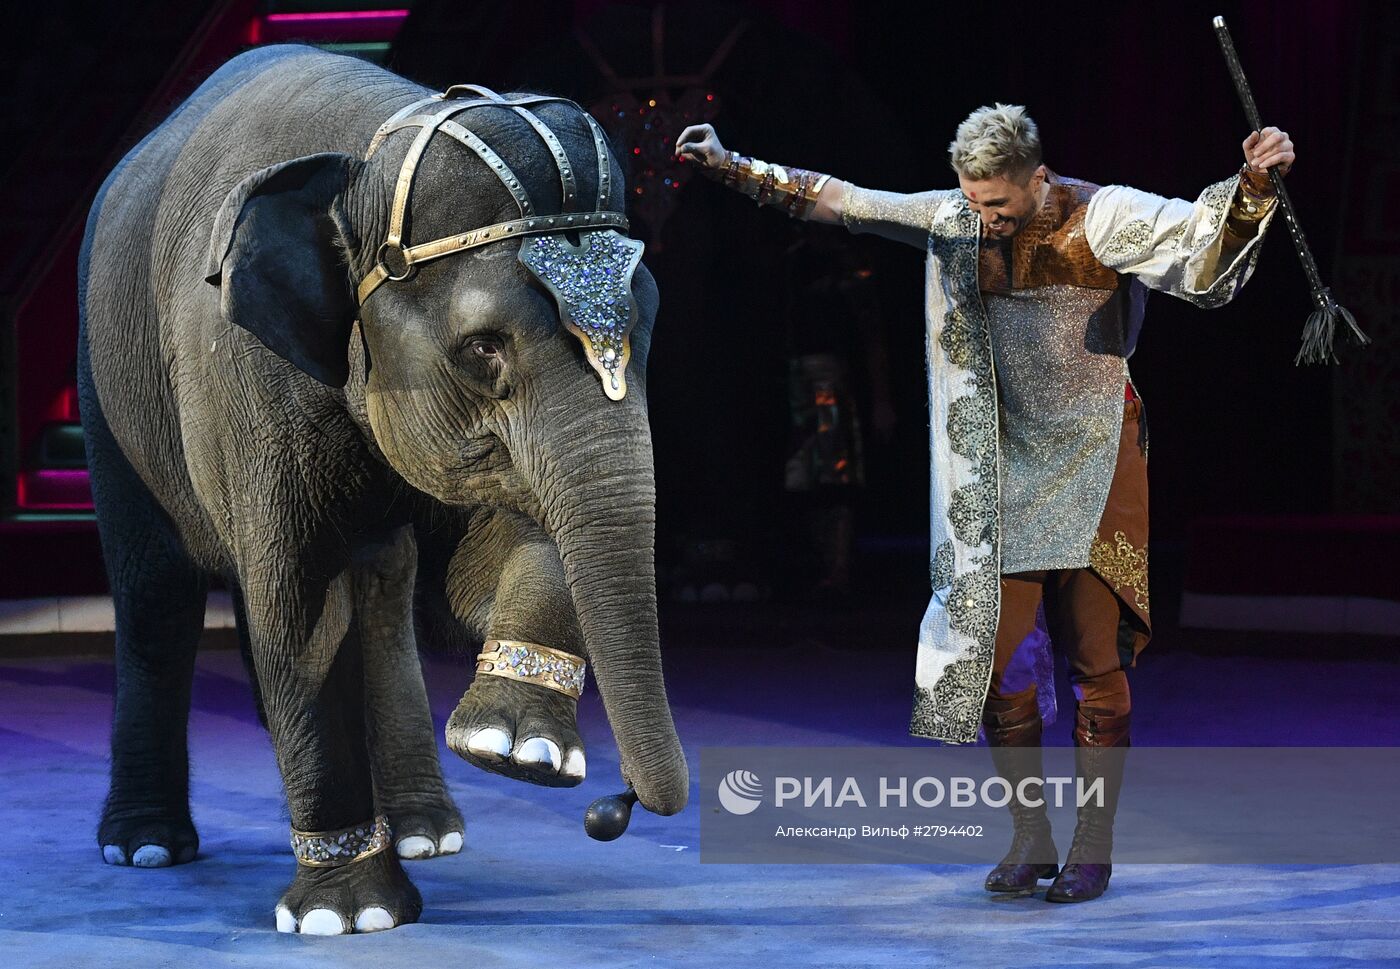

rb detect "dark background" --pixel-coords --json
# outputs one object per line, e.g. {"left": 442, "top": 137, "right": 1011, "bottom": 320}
{"left": 0, "top": 0, "right": 1393, "bottom": 607}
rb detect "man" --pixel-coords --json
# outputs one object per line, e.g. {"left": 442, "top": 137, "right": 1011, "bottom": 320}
{"left": 676, "top": 105, "right": 1293, "bottom": 901}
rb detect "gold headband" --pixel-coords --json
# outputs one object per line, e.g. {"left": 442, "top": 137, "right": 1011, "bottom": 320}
{"left": 357, "top": 86, "right": 645, "bottom": 400}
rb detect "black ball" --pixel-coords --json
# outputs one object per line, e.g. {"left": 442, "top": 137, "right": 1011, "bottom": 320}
{"left": 584, "top": 795, "right": 633, "bottom": 841}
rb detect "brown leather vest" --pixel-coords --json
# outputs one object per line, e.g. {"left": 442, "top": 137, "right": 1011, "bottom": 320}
{"left": 978, "top": 172, "right": 1119, "bottom": 293}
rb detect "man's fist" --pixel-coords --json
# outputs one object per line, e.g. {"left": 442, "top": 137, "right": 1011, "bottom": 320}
{"left": 675, "top": 124, "right": 727, "bottom": 169}
{"left": 1243, "top": 126, "right": 1294, "bottom": 176}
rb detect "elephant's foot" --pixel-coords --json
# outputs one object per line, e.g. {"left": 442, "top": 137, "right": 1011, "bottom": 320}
{"left": 98, "top": 808, "right": 198, "bottom": 867}
{"left": 446, "top": 675, "right": 586, "bottom": 787}
{"left": 275, "top": 849, "right": 422, "bottom": 935}
{"left": 381, "top": 794, "right": 465, "bottom": 860}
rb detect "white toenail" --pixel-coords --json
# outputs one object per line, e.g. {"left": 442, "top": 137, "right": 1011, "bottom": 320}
{"left": 515, "top": 737, "right": 561, "bottom": 771}
{"left": 438, "top": 831, "right": 463, "bottom": 854}
{"left": 132, "top": 845, "right": 171, "bottom": 867}
{"left": 562, "top": 748, "right": 586, "bottom": 779}
{"left": 275, "top": 905, "right": 296, "bottom": 933}
{"left": 300, "top": 909, "right": 346, "bottom": 935}
{"left": 354, "top": 907, "right": 394, "bottom": 932}
{"left": 102, "top": 845, "right": 127, "bottom": 865}
{"left": 396, "top": 835, "right": 435, "bottom": 859}
{"left": 466, "top": 727, "right": 512, "bottom": 758}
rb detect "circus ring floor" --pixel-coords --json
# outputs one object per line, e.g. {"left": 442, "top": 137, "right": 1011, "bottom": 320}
{"left": 2, "top": 603, "right": 1398, "bottom": 968}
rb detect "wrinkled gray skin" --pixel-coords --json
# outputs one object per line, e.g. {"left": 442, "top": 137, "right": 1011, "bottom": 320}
{"left": 78, "top": 45, "right": 687, "bottom": 934}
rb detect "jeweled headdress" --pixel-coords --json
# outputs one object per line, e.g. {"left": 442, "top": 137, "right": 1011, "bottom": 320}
{"left": 356, "top": 84, "right": 645, "bottom": 400}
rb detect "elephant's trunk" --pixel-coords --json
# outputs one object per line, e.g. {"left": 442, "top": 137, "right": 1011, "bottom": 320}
{"left": 528, "top": 393, "right": 688, "bottom": 816}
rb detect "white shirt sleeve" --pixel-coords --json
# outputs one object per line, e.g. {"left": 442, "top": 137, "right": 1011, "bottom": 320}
{"left": 1084, "top": 174, "right": 1275, "bottom": 308}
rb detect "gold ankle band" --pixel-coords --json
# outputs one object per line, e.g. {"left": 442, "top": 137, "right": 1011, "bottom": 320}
{"left": 476, "top": 640, "right": 586, "bottom": 699}
{"left": 290, "top": 814, "right": 391, "bottom": 867}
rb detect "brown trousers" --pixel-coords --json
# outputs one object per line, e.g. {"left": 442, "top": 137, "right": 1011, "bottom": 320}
{"left": 985, "top": 399, "right": 1149, "bottom": 721}
{"left": 989, "top": 569, "right": 1132, "bottom": 717}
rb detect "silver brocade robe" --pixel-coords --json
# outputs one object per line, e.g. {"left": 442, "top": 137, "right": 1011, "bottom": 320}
{"left": 842, "top": 173, "right": 1275, "bottom": 743}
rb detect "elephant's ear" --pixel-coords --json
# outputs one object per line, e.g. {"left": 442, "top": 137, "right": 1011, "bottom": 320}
{"left": 206, "top": 152, "right": 362, "bottom": 387}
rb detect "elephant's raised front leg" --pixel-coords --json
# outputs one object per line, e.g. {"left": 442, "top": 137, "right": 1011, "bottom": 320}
{"left": 354, "top": 527, "right": 464, "bottom": 860}
{"left": 242, "top": 555, "right": 420, "bottom": 935}
{"left": 444, "top": 511, "right": 587, "bottom": 786}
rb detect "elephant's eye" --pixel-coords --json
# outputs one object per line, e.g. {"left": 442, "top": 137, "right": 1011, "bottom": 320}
{"left": 467, "top": 337, "right": 503, "bottom": 359}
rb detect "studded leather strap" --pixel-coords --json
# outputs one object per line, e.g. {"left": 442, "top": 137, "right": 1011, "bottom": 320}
{"left": 356, "top": 89, "right": 621, "bottom": 305}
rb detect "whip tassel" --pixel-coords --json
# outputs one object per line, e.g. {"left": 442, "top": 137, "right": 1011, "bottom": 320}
{"left": 1213, "top": 15, "right": 1370, "bottom": 365}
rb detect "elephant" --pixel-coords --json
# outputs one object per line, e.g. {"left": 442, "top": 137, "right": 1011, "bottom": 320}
{"left": 77, "top": 44, "right": 689, "bottom": 934}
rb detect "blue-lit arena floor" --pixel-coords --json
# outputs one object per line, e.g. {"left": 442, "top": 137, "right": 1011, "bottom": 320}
{"left": 3, "top": 606, "right": 1398, "bottom": 968}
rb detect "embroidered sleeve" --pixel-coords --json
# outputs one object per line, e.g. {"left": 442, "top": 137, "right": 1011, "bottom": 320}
{"left": 841, "top": 185, "right": 949, "bottom": 250}
{"left": 1083, "top": 176, "right": 1275, "bottom": 309}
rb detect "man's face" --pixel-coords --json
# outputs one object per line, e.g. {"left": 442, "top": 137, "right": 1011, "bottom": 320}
{"left": 958, "top": 165, "right": 1047, "bottom": 239}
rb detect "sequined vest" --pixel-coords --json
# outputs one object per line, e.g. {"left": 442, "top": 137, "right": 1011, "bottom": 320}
{"left": 977, "top": 172, "right": 1135, "bottom": 573}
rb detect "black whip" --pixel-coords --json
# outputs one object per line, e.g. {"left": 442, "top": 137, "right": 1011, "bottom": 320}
{"left": 1213, "top": 15, "right": 1369, "bottom": 365}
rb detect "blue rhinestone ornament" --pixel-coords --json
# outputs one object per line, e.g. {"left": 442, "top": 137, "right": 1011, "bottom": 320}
{"left": 500, "top": 643, "right": 587, "bottom": 694}
{"left": 519, "top": 229, "right": 646, "bottom": 401}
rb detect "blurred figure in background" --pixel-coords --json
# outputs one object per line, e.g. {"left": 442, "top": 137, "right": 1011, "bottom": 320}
{"left": 781, "top": 228, "right": 894, "bottom": 598}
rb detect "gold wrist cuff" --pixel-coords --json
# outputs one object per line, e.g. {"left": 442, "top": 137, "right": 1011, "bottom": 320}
{"left": 477, "top": 640, "right": 586, "bottom": 699}
{"left": 291, "top": 815, "right": 391, "bottom": 867}
{"left": 719, "top": 151, "right": 831, "bottom": 219}
{"left": 1239, "top": 164, "right": 1276, "bottom": 198}
{"left": 1227, "top": 166, "right": 1277, "bottom": 234}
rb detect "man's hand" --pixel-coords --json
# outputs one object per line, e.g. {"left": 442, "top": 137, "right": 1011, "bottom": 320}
{"left": 1243, "top": 126, "right": 1294, "bottom": 176}
{"left": 675, "top": 124, "right": 727, "bottom": 170}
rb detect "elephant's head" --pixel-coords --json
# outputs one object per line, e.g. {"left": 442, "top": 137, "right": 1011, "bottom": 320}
{"left": 204, "top": 93, "right": 687, "bottom": 817}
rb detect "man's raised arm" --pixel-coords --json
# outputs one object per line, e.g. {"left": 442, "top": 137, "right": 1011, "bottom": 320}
{"left": 1084, "top": 126, "right": 1296, "bottom": 308}
{"left": 675, "top": 124, "right": 941, "bottom": 250}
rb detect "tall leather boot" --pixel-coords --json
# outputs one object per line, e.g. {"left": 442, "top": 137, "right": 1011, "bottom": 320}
{"left": 1045, "top": 705, "right": 1129, "bottom": 903}
{"left": 982, "top": 688, "right": 1059, "bottom": 892}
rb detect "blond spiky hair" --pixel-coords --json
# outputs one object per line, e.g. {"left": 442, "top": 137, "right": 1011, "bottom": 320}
{"left": 948, "top": 103, "right": 1042, "bottom": 181}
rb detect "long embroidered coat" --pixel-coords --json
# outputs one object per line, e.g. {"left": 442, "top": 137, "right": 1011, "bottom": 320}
{"left": 842, "top": 171, "right": 1275, "bottom": 743}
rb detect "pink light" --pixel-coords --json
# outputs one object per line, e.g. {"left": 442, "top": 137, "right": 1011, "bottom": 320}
{"left": 264, "top": 9, "right": 408, "bottom": 23}
{"left": 16, "top": 469, "right": 94, "bottom": 510}
{"left": 253, "top": 9, "right": 409, "bottom": 44}
{"left": 47, "top": 384, "right": 81, "bottom": 423}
